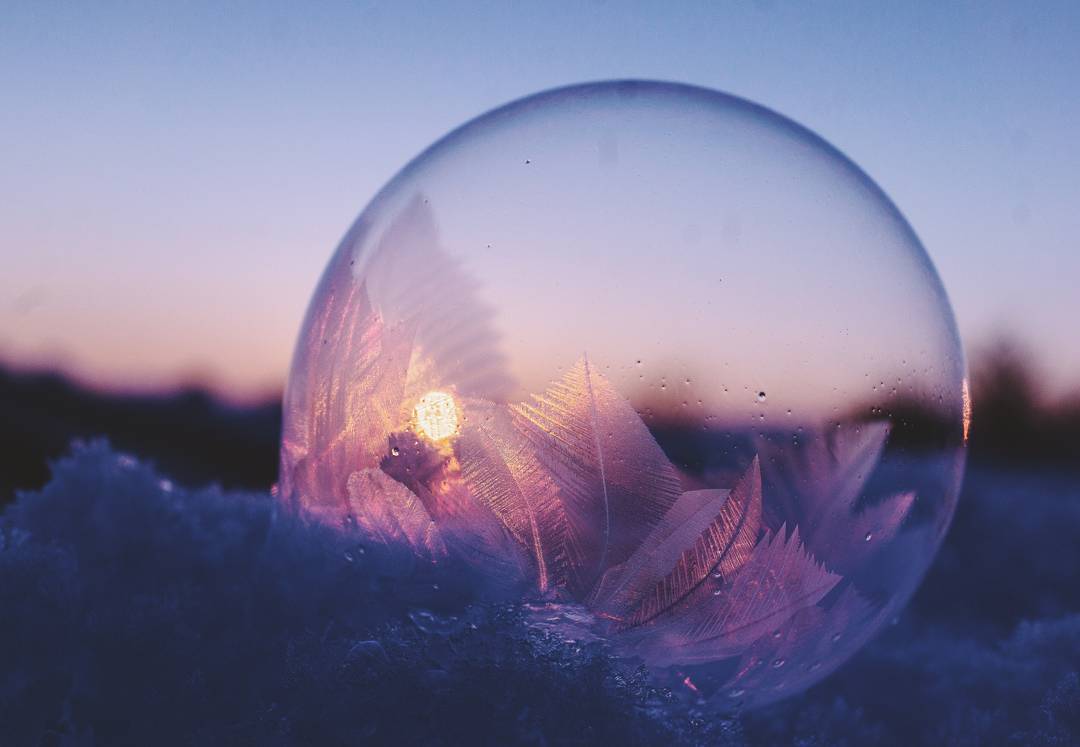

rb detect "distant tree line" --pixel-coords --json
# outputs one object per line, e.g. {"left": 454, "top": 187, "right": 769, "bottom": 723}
{"left": 1, "top": 337, "right": 1077, "bottom": 505}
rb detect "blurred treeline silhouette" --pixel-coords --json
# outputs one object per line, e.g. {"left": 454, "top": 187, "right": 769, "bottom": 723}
{"left": 1, "top": 337, "right": 1077, "bottom": 506}
{"left": 969, "top": 339, "right": 1080, "bottom": 469}
{"left": 0, "top": 367, "right": 280, "bottom": 505}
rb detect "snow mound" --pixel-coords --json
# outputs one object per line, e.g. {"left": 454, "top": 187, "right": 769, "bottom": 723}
{"left": 2, "top": 442, "right": 1078, "bottom": 745}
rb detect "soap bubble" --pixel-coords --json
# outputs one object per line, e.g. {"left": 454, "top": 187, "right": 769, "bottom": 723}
{"left": 279, "top": 81, "right": 967, "bottom": 709}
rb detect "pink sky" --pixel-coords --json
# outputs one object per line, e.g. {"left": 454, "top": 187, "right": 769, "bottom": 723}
{"left": 2, "top": 3, "right": 1077, "bottom": 401}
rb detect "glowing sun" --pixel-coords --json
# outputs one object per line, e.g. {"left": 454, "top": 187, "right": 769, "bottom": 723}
{"left": 413, "top": 390, "right": 459, "bottom": 442}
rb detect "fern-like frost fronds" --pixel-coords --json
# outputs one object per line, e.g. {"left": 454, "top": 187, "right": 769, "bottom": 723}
{"left": 640, "top": 526, "right": 841, "bottom": 665}
{"left": 590, "top": 457, "right": 762, "bottom": 625}
{"left": 346, "top": 468, "right": 443, "bottom": 557}
{"left": 457, "top": 402, "right": 568, "bottom": 592}
{"left": 511, "top": 356, "right": 682, "bottom": 596}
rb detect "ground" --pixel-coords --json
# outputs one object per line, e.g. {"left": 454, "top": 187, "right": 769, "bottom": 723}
{"left": 2, "top": 442, "right": 1078, "bottom": 745}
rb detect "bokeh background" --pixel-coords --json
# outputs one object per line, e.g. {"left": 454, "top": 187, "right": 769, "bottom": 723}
{"left": 2, "top": 2, "right": 1079, "bottom": 744}
{"left": 3, "top": 0, "right": 1079, "bottom": 498}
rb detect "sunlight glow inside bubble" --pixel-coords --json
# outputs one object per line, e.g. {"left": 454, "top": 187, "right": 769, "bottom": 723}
{"left": 413, "top": 391, "right": 459, "bottom": 442}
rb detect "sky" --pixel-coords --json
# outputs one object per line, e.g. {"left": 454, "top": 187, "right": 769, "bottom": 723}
{"left": 1, "top": 1, "right": 1078, "bottom": 401}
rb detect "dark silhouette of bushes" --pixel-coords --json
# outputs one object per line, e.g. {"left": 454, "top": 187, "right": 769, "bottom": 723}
{"left": 1, "top": 337, "right": 1077, "bottom": 508}
{"left": 969, "top": 339, "right": 1080, "bottom": 470}
{"left": 0, "top": 366, "right": 280, "bottom": 505}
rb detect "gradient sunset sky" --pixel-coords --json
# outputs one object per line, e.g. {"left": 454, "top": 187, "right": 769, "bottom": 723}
{"left": 2, "top": 1, "right": 1077, "bottom": 400}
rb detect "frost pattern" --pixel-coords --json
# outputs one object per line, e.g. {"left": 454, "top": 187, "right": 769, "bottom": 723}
{"left": 281, "top": 195, "right": 907, "bottom": 672}
{"left": 457, "top": 401, "right": 568, "bottom": 592}
{"left": 379, "top": 427, "right": 532, "bottom": 593}
{"left": 360, "top": 196, "right": 515, "bottom": 400}
{"left": 720, "top": 584, "right": 886, "bottom": 697}
{"left": 280, "top": 196, "right": 515, "bottom": 519}
{"left": 346, "top": 468, "right": 442, "bottom": 558}
{"left": 636, "top": 526, "right": 841, "bottom": 665}
{"left": 758, "top": 422, "right": 914, "bottom": 573}
{"left": 512, "top": 356, "right": 682, "bottom": 596}
{"left": 590, "top": 457, "right": 762, "bottom": 626}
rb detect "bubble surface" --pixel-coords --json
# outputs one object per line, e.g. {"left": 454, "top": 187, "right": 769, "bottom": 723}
{"left": 279, "top": 81, "right": 967, "bottom": 709}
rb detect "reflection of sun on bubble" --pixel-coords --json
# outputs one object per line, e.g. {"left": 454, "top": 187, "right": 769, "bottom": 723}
{"left": 962, "top": 378, "right": 972, "bottom": 442}
{"left": 413, "top": 391, "right": 459, "bottom": 442}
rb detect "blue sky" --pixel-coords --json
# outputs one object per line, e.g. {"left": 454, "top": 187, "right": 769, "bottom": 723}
{"left": 1, "top": 1, "right": 1077, "bottom": 398}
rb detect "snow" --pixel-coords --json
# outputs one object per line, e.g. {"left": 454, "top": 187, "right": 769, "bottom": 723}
{"left": 2, "top": 441, "right": 1078, "bottom": 745}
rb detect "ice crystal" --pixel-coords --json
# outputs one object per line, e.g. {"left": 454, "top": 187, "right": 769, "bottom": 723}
{"left": 455, "top": 405, "right": 565, "bottom": 592}
{"left": 756, "top": 422, "right": 916, "bottom": 574}
{"left": 632, "top": 526, "right": 842, "bottom": 666}
{"left": 512, "top": 356, "right": 682, "bottom": 596}
{"left": 279, "top": 194, "right": 925, "bottom": 689}
{"left": 280, "top": 198, "right": 515, "bottom": 520}
{"left": 589, "top": 457, "right": 761, "bottom": 627}
{"left": 281, "top": 286, "right": 919, "bottom": 679}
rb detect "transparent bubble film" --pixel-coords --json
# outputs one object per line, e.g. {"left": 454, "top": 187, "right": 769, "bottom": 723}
{"left": 279, "top": 81, "right": 967, "bottom": 709}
